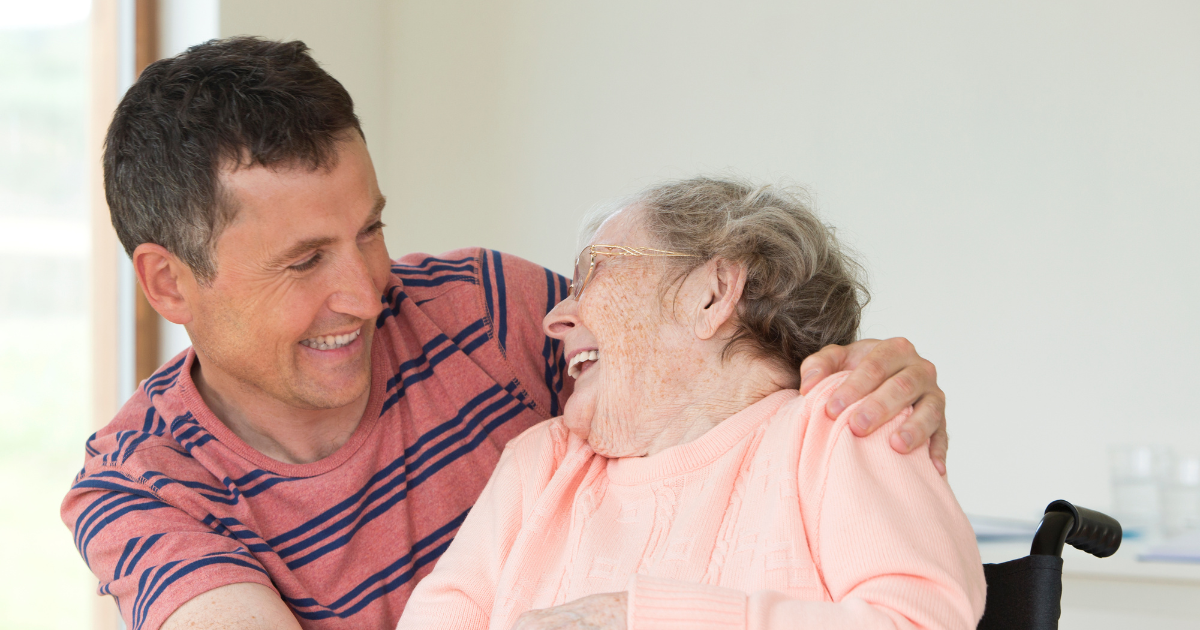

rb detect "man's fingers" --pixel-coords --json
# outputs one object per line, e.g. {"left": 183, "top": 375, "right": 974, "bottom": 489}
{"left": 886, "top": 388, "right": 947, "bottom": 458}
{"left": 829, "top": 339, "right": 927, "bottom": 428}
{"left": 844, "top": 362, "right": 936, "bottom": 437}
{"left": 825, "top": 340, "right": 910, "bottom": 421}
{"left": 930, "top": 427, "right": 949, "bottom": 476}
{"left": 799, "top": 343, "right": 854, "bottom": 394}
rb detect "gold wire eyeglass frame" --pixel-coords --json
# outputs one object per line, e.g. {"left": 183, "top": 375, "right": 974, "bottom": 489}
{"left": 569, "top": 245, "right": 696, "bottom": 300}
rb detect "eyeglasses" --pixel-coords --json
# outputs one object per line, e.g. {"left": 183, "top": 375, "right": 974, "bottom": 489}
{"left": 569, "top": 244, "right": 696, "bottom": 300}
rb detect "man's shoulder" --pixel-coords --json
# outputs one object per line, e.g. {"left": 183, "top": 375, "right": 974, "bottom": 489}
{"left": 74, "top": 354, "right": 229, "bottom": 491}
{"left": 381, "top": 246, "right": 572, "bottom": 421}
{"left": 78, "top": 390, "right": 222, "bottom": 488}
{"left": 387, "top": 247, "right": 562, "bottom": 306}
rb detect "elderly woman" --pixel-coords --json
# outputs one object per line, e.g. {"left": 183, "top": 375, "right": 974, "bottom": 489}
{"left": 398, "top": 178, "right": 985, "bottom": 630}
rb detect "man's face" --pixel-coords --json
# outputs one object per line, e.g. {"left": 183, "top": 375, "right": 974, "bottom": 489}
{"left": 184, "top": 135, "right": 391, "bottom": 412}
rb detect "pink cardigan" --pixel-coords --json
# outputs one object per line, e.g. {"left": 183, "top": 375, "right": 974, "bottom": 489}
{"left": 398, "top": 373, "right": 986, "bottom": 630}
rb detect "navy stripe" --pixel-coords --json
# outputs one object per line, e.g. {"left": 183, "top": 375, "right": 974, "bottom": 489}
{"left": 132, "top": 559, "right": 175, "bottom": 629}
{"left": 491, "top": 250, "right": 508, "bottom": 354}
{"left": 376, "top": 286, "right": 405, "bottom": 328}
{"left": 397, "top": 274, "right": 475, "bottom": 287}
{"left": 267, "top": 386, "right": 516, "bottom": 566}
{"left": 80, "top": 499, "right": 169, "bottom": 564}
{"left": 141, "top": 354, "right": 186, "bottom": 394}
{"left": 140, "top": 469, "right": 295, "bottom": 504}
{"left": 133, "top": 554, "right": 267, "bottom": 630}
{"left": 284, "top": 509, "right": 468, "bottom": 619}
{"left": 119, "top": 407, "right": 170, "bottom": 464}
{"left": 401, "top": 386, "right": 503, "bottom": 459}
{"left": 541, "top": 268, "right": 567, "bottom": 417}
{"left": 452, "top": 319, "right": 486, "bottom": 347}
{"left": 392, "top": 255, "right": 473, "bottom": 270}
{"left": 385, "top": 334, "right": 452, "bottom": 391}
{"left": 378, "top": 330, "right": 490, "bottom": 417}
{"left": 74, "top": 488, "right": 142, "bottom": 550}
{"left": 284, "top": 396, "right": 520, "bottom": 572}
{"left": 278, "top": 390, "right": 519, "bottom": 568}
{"left": 393, "top": 263, "right": 474, "bottom": 276}
{"left": 481, "top": 251, "right": 494, "bottom": 336}
{"left": 113, "top": 536, "right": 140, "bottom": 580}
{"left": 146, "top": 370, "right": 181, "bottom": 398}
{"left": 460, "top": 331, "right": 489, "bottom": 355}
{"left": 124, "top": 533, "right": 164, "bottom": 578}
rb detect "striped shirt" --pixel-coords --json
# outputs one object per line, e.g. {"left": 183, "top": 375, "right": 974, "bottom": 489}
{"left": 61, "top": 248, "right": 572, "bottom": 630}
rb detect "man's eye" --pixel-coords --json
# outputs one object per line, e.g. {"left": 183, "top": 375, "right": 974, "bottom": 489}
{"left": 289, "top": 252, "right": 322, "bottom": 272}
{"left": 361, "top": 221, "right": 386, "bottom": 238}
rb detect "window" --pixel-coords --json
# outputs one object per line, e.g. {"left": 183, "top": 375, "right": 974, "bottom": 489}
{"left": 0, "top": 1, "right": 98, "bottom": 628}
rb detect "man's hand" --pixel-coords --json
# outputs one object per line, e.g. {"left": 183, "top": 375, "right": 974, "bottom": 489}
{"left": 510, "top": 592, "right": 627, "bottom": 630}
{"left": 799, "top": 337, "right": 948, "bottom": 475}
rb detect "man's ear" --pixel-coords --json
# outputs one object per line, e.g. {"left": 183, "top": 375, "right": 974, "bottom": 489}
{"left": 133, "top": 243, "right": 196, "bottom": 326}
{"left": 694, "top": 258, "right": 748, "bottom": 341}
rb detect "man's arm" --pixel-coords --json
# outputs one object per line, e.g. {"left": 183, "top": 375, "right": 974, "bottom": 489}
{"left": 486, "top": 251, "right": 947, "bottom": 472}
{"left": 799, "top": 337, "right": 949, "bottom": 474}
{"left": 161, "top": 584, "right": 302, "bottom": 630}
{"left": 62, "top": 469, "right": 278, "bottom": 630}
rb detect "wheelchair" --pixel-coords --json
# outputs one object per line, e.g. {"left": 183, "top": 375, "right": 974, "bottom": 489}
{"left": 977, "top": 500, "right": 1123, "bottom": 630}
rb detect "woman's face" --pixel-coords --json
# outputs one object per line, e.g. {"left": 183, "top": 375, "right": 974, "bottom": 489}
{"left": 543, "top": 210, "right": 707, "bottom": 457}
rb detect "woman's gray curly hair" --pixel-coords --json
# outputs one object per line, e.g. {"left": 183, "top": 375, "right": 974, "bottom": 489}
{"left": 582, "top": 177, "right": 868, "bottom": 370}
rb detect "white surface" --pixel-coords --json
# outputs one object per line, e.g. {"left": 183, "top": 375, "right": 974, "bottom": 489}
{"left": 0, "top": 0, "right": 90, "bottom": 29}
{"left": 159, "top": 0, "right": 218, "bottom": 58}
{"left": 220, "top": 0, "right": 1200, "bottom": 523}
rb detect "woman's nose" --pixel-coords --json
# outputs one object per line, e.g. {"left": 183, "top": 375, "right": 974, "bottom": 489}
{"left": 543, "top": 295, "right": 578, "bottom": 339}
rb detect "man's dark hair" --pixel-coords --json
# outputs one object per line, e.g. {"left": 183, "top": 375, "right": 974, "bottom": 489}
{"left": 104, "top": 36, "right": 362, "bottom": 282}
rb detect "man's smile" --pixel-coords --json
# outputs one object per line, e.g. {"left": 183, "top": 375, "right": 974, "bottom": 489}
{"left": 300, "top": 329, "right": 362, "bottom": 350}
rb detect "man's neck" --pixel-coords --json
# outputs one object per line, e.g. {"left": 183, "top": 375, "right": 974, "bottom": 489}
{"left": 190, "top": 358, "right": 369, "bottom": 465}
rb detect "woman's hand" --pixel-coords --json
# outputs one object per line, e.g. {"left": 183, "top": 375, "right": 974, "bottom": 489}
{"left": 509, "top": 592, "right": 628, "bottom": 630}
{"left": 799, "top": 337, "right": 948, "bottom": 474}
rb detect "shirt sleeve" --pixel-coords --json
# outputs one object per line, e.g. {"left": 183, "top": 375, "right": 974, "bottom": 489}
{"left": 626, "top": 373, "right": 986, "bottom": 630}
{"left": 476, "top": 249, "right": 574, "bottom": 418}
{"left": 62, "top": 464, "right": 275, "bottom": 630}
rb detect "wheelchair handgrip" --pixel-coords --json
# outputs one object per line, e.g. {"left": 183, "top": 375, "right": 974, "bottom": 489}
{"left": 1041, "top": 499, "right": 1122, "bottom": 558}
{"left": 1061, "top": 502, "right": 1122, "bottom": 558}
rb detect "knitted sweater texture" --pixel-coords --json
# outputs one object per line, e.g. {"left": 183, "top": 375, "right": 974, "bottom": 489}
{"left": 398, "top": 373, "right": 986, "bottom": 630}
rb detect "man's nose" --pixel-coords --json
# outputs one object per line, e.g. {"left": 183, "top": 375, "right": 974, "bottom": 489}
{"left": 328, "top": 249, "right": 385, "bottom": 320}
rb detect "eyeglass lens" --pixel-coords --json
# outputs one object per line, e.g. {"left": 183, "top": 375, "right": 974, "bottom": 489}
{"left": 572, "top": 247, "right": 591, "bottom": 299}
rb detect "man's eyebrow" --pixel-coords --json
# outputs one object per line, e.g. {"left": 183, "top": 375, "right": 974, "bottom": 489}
{"left": 268, "top": 236, "right": 336, "bottom": 269}
{"left": 363, "top": 195, "right": 387, "bottom": 227}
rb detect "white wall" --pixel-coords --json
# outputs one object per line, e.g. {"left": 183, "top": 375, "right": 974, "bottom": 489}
{"left": 219, "top": 0, "right": 389, "bottom": 194}
{"left": 221, "top": 0, "right": 1200, "bottom": 520}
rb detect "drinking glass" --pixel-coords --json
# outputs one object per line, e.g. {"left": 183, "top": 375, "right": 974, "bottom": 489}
{"left": 1162, "top": 453, "right": 1200, "bottom": 537}
{"left": 1109, "top": 445, "right": 1168, "bottom": 537}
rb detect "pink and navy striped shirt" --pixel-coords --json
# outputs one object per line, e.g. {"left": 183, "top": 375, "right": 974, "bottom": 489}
{"left": 61, "top": 248, "right": 572, "bottom": 630}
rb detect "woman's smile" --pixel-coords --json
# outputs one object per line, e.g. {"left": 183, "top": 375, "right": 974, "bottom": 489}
{"left": 566, "top": 348, "right": 600, "bottom": 378}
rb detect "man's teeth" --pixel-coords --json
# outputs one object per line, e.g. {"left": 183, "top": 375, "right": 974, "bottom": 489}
{"left": 567, "top": 350, "right": 599, "bottom": 379}
{"left": 300, "top": 330, "right": 360, "bottom": 351}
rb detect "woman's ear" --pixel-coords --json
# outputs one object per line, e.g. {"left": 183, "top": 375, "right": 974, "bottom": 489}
{"left": 694, "top": 258, "right": 747, "bottom": 341}
{"left": 133, "top": 243, "right": 196, "bottom": 326}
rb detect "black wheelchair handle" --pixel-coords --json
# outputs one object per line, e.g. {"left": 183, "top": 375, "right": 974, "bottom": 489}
{"left": 1030, "top": 499, "right": 1122, "bottom": 558}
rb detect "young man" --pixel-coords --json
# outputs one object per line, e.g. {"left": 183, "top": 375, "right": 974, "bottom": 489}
{"left": 63, "top": 38, "right": 949, "bottom": 630}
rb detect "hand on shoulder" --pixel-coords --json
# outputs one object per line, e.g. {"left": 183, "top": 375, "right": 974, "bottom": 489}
{"left": 798, "top": 337, "right": 948, "bottom": 474}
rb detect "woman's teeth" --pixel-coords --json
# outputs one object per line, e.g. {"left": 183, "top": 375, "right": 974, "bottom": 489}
{"left": 567, "top": 350, "right": 599, "bottom": 379}
{"left": 300, "top": 330, "right": 360, "bottom": 351}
